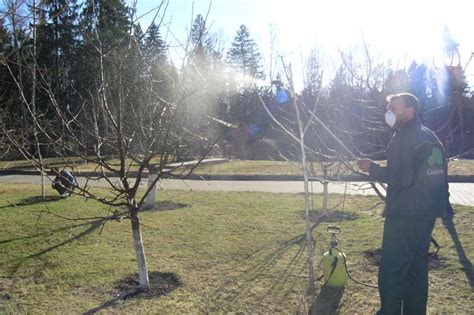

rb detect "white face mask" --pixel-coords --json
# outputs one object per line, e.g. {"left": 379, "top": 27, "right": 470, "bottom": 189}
{"left": 385, "top": 110, "right": 397, "bottom": 128}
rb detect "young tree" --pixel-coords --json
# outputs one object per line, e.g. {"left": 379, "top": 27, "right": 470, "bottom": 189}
{"left": 256, "top": 60, "right": 322, "bottom": 305}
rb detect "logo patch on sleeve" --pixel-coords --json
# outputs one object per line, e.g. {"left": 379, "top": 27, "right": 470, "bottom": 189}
{"left": 427, "top": 147, "right": 444, "bottom": 176}
{"left": 428, "top": 147, "right": 443, "bottom": 166}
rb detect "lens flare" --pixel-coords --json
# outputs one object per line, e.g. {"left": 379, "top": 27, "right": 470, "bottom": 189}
{"left": 276, "top": 90, "right": 289, "bottom": 103}
{"left": 248, "top": 123, "right": 261, "bottom": 137}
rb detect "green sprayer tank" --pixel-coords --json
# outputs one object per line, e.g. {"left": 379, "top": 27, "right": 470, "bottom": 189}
{"left": 322, "top": 226, "right": 348, "bottom": 288}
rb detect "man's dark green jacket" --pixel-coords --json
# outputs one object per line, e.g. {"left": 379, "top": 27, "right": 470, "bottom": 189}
{"left": 369, "top": 118, "right": 448, "bottom": 218}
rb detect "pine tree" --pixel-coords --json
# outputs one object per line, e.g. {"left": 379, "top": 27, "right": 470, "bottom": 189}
{"left": 182, "top": 14, "right": 226, "bottom": 123}
{"left": 0, "top": 24, "right": 18, "bottom": 115}
{"left": 187, "top": 14, "right": 209, "bottom": 71}
{"left": 223, "top": 25, "right": 266, "bottom": 156}
{"left": 3, "top": 1, "right": 31, "bottom": 128}
{"left": 98, "top": 0, "right": 130, "bottom": 50}
{"left": 226, "top": 24, "right": 264, "bottom": 80}
{"left": 144, "top": 22, "right": 167, "bottom": 64}
{"left": 78, "top": 0, "right": 131, "bottom": 77}
{"left": 22, "top": 0, "right": 81, "bottom": 114}
{"left": 36, "top": 1, "right": 80, "bottom": 80}
{"left": 189, "top": 14, "right": 206, "bottom": 54}
{"left": 300, "top": 50, "right": 322, "bottom": 105}
{"left": 187, "top": 14, "right": 223, "bottom": 73}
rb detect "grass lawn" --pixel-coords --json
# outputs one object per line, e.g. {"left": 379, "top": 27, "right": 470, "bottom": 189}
{"left": 0, "top": 156, "right": 87, "bottom": 171}
{"left": 2, "top": 158, "right": 473, "bottom": 177}
{"left": 194, "top": 159, "right": 474, "bottom": 177}
{"left": 0, "top": 184, "right": 472, "bottom": 313}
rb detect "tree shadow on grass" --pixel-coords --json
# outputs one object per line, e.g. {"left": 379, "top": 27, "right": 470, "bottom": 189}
{"left": 204, "top": 233, "right": 308, "bottom": 312}
{"left": 442, "top": 217, "right": 473, "bottom": 289}
{"left": 303, "top": 210, "right": 358, "bottom": 223}
{"left": 0, "top": 195, "right": 63, "bottom": 209}
{"left": 83, "top": 271, "right": 181, "bottom": 315}
{"left": 141, "top": 201, "right": 187, "bottom": 212}
{"left": 0, "top": 220, "right": 100, "bottom": 245}
{"left": 205, "top": 214, "right": 330, "bottom": 312}
{"left": 10, "top": 218, "right": 108, "bottom": 273}
{"left": 309, "top": 286, "right": 345, "bottom": 315}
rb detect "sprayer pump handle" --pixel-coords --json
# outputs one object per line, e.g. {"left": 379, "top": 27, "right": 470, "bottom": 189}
{"left": 327, "top": 226, "right": 341, "bottom": 234}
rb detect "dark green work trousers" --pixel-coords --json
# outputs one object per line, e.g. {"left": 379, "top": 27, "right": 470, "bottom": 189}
{"left": 377, "top": 215, "right": 436, "bottom": 315}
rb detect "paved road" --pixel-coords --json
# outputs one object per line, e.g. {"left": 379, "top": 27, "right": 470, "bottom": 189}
{"left": 0, "top": 174, "right": 473, "bottom": 206}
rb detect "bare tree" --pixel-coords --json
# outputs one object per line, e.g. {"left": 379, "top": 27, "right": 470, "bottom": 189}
{"left": 256, "top": 58, "right": 325, "bottom": 305}
{"left": 1, "top": 1, "right": 230, "bottom": 291}
{"left": 256, "top": 48, "right": 390, "bottom": 307}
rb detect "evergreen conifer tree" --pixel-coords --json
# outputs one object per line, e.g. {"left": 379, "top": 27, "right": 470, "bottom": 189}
{"left": 226, "top": 24, "right": 264, "bottom": 80}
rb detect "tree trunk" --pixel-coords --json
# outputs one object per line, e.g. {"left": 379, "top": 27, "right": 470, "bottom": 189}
{"left": 289, "top": 70, "right": 316, "bottom": 300}
{"left": 144, "top": 172, "right": 157, "bottom": 210}
{"left": 322, "top": 166, "right": 328, "bottom": 211}
{"left": 322, "top": 181, "right": 328, "bottom": 211}
{"left": 32, "top": 0, "right": 45, "bottom": 201}
{"left": 130, "top": 209, "right": 150, "bottom": 290}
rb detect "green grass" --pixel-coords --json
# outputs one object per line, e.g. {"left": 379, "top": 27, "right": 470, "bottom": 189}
{"left": 0, "top": 156, "right": 86, "bottom": 171}
{"left": 196, "top": 159, "right": 474, "bottom": 177}
{"left": 0, "top": 184, "right": 472, "bottom": 313}
{"left": 448, "top": 158, "right": 474, "bottom": 176}
{"left": 2, "top": 158, "right": 473, "bottom": 176}
{"left": 195, "top": 159, "right": 305, "bottom": 175}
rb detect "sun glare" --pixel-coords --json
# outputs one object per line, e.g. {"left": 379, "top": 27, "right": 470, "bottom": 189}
{"left": 139, "top": 0, "right": 474, "bottom": 89}
{"left": 270, "top": 0, "right": 455, "bottom": 64}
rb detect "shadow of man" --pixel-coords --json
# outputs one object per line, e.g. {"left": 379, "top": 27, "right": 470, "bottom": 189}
{"left": 442, "top": 217, "right": 473, "bottom": 289}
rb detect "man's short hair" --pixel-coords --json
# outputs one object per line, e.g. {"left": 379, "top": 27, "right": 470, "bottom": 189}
{"left": 386, "top": 93, "right": 420, "bottom": 113}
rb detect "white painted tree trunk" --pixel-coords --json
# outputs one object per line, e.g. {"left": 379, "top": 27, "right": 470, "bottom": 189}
{"left": 40, "top": 168, "right": 45, "bottom": 199}
{"left": 144, "top": 173, "right": 157, "bottom": 210}
{"left": 322, "top": 181, "right": 328, "bottom": 211}
{"left": 131, "top": 211, "right": 149, "bottom": 290}
{"left": 322, "top": 167, "right": 328, "bottom": 211}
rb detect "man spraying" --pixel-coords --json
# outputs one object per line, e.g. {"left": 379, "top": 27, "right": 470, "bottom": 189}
{"left": 357, "top": 93, "right": 448, "bottom": 315}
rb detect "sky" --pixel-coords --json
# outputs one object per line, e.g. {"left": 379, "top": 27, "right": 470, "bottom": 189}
{"left": 132, "top": 0, "right": 474, "bottom": 90}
